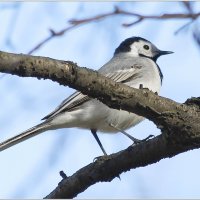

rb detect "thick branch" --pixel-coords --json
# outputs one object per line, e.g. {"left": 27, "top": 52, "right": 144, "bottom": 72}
{"left": 0, "top": 51, "right": 200, "bottom": 198}
{"left": 44, "top": 132, "right": 194, "bottom": 198}
{"left": 0, "top": 51, "right": 180, "bottom": 120}
{"left": 0, "top": 50, "right": 199, "bottom": 129}
{"left": 0, "top": 51, "right": 179, "bottom": 114}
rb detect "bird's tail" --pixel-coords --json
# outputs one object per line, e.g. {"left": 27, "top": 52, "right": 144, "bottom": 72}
{"left": 0, "top": 121, "right": 50, "bottom": 152}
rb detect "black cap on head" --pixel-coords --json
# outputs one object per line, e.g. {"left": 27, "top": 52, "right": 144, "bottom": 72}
{"left": 114, "top": 37, "right": 150, "bottom": 55}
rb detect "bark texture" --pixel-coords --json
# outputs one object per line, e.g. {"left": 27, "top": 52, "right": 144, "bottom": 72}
{"left": 0, "top": 51, "right": 199, "bottom": 198}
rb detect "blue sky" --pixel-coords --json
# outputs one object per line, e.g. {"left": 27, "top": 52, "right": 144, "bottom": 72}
{"left": 0, "top": 2, "right": 200, "bottom": 198}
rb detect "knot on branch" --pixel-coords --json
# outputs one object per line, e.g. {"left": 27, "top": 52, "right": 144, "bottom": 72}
{"left": 114, "top": 6, "right": 121, "bottom": 13}
{"left": 184, "top": 97, "right": 200, "bottom": 108}
{"left": 60, "top": 170, "right": 68, "bottom": 179}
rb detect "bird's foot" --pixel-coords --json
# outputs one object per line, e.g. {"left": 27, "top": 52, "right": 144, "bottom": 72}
{"left": 139, "top": 84, "right": 150, "bottom": 90}
{"left": 132, "top": 134, "right": 155, "bottom": 145}
{"left": 109, "top": 123, "right": 154, "bottom": 145}
{"left": 93, "top": 154, "right": 110, "bottom": 162}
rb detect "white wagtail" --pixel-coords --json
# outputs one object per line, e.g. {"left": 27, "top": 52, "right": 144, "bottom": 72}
{"left": 0, "top": 37, "right": 173, "bottom": 155}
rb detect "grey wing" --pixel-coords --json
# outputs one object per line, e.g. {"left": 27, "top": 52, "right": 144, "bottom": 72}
{"left": 43, "top": 61, "right": 141, "bottom": 120}
{"left": 42, "top": 92, "right": 89, "bottom": 120}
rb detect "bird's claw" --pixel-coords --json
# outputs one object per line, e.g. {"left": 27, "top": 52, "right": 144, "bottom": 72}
{"left": 133, "top": 134, "right": 155, "bottom": 144}
{"left": 93, "top": 154, "right": 109, "bottom": 162}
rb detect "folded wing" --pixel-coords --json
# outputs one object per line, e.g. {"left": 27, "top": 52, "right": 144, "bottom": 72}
{"left": 43, "top": 65, "right": 141, "bottom": 120}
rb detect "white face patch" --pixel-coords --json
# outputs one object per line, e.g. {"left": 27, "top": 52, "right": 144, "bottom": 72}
{"left": 130, "top": 40, "right": 156, "bottom": 58}
{"left": 128, "top": 43, "right": 140, "bottom": 57}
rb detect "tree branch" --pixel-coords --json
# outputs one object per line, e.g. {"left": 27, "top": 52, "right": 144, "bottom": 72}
{"left": 0, "top": 51, "right": 200, "bottom": 198}
{"left": 44, "top": 131, "right": 195, "bottom": 199}
{"left": 0, "top": 51, "right": 186, "bottom": 120}
{"left": 28, "top": 6, "right": 200, "bottom": 54}
{"left": 0, "top": 50, "right": 199, "bottom": 133}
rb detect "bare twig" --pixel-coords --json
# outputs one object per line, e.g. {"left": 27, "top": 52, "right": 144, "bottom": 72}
{"left": 174, "top": 1, "right": 196, "bottom": 35}
{"left": 193, "top": 28, "right": 200, "bottom": 47}
{"left": 181, "top": 1, "right": 194, "bottom": 14}
{"left": 28, "top": 5, "right": 200, "bottom": 55}
{"left": 181, "top": 1, "right": 200, "bottom": 50}
{"left": 68, "top": 6, "right": 122, "bottom": 24}
{"left": 28, "top": 6, "right": 121, "bottom": 55}
{"left": 174, "top": 20, "right": 194, "bottom": 35}
{"left": 122, "top": 12, "right": 200, "bottom": 27}
{"left": 28, "top": 26, "right": 76, "bottom": 55}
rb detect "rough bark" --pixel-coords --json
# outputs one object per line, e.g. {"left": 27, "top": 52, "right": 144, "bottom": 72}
{"left": 44, "top": 132, "right": 198, "bottom": 199}
{"left": 0, "top": 51, "right": 199, "bottom": 198}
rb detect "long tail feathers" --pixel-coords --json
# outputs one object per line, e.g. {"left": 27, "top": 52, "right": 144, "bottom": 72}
{"left": 0, "top": 122, "right": 49, "bottom": 152}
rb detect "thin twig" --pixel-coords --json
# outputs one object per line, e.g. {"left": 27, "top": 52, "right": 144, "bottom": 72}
{"left": 123, "top": 13, "right": 200, "bottom": 27}
{"left": 174, "top": 20, "right": 194, "bottom": 35}
{"left": 28, "top": 26, "right": 76, "bottom": 55}
{"left": 181, "top": 1, "right": 194, "bottom": 14}
{"left": 28, "top": 6, "right": 121, "bottom": 55}
{"left": 28, "top": 5, "right": 200, "bottom": 55}
{"left": 174, "top": 1, "right": 196, "bottom": 35}
{"left": 193, "top": 28, "right": 200, "bottom": 47}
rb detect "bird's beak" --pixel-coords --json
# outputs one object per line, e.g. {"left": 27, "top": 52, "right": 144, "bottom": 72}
{"left": 158, "top": 50, "right": 174, "bottom": 56}
{"left": 153, "top": 50, "right": 173, "bottom": 61}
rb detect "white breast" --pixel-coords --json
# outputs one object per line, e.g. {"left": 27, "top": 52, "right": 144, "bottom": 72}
{"left": 126, "top": 57, "right": 162, "bottom": 94}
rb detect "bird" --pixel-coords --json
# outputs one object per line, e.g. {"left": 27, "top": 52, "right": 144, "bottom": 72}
{"left": 0, "top": 36, "right": 173, "bottom": 155}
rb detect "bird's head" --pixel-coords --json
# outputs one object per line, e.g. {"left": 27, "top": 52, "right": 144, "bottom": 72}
{"left": 114, "top": 37, "right": 173, "bottom": 61}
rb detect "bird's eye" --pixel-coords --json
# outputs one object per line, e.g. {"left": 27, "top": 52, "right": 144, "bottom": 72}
{"left": 143, "top": 45, "right": 149, "bottom": 50}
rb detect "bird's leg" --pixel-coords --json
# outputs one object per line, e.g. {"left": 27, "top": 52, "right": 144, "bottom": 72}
{"left": 109, "top": 123, "right": 154, "bottom": 144}
{"left": 91, "top": 129, "right": 107, "bottom": 156}
{"left": 139, "top": 84, "right": 144, "bottom": 89}
{"left": 139, "top": 84, "right": 150, "bottom": 91}
{"left": 90, "top": 131, "right": 120, "bottom": 179}
{"left": 140, "top": 83, "right": 159, "bottom": 95}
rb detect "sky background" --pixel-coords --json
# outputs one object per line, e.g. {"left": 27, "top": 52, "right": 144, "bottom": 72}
{"left": 0, "top": 1, "right": 200, "bottom": 198}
